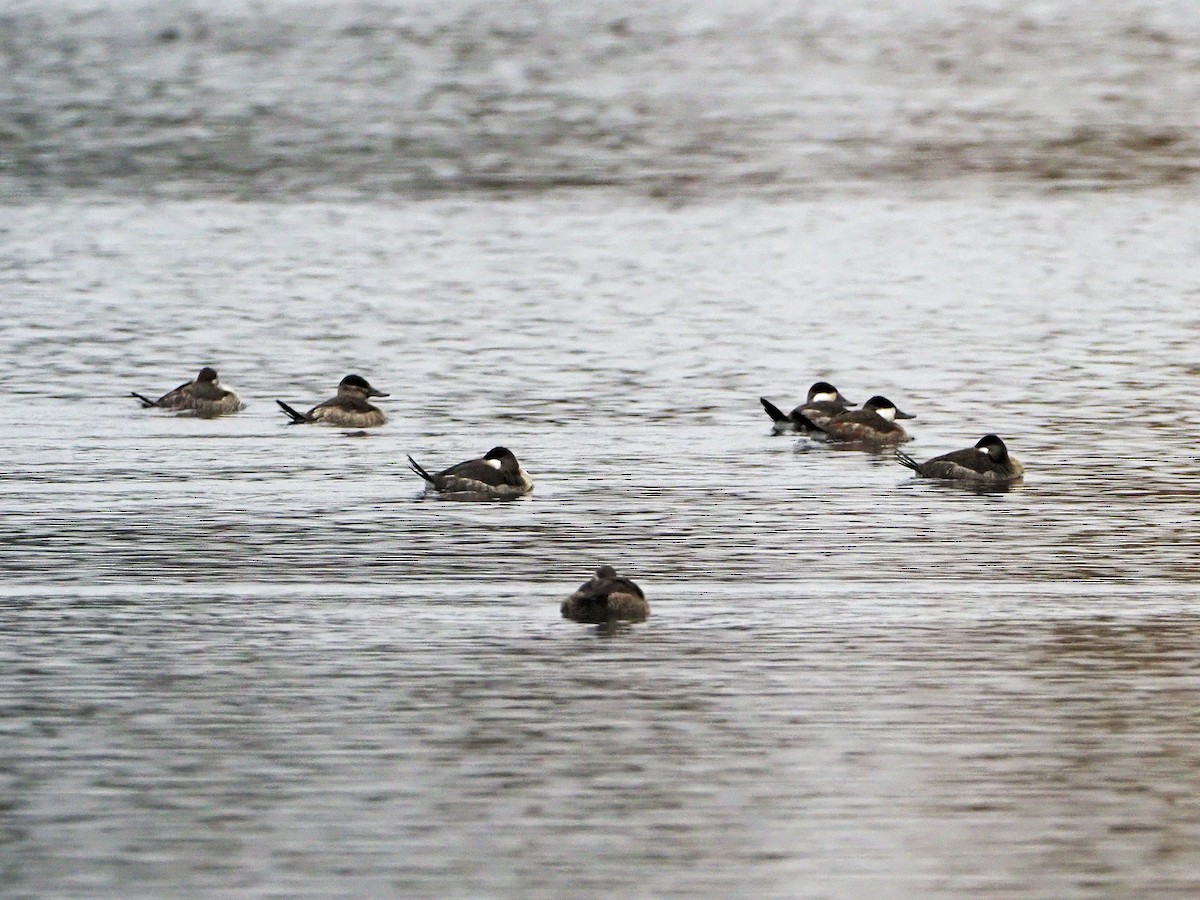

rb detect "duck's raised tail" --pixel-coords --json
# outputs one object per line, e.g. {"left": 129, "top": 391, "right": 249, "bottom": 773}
{"left": 759, "top": 397, "right": 789, "bottom": 423}
{"left": 130, "top": 391, "right": 158, "bottom": 408}
{"left": 895, "top": 450, "right": 921, "bottom": 472}
{"left": 276, "top": 400, "right": 313, "bottom": 424}
{"left": 406, "top": 454, "right": 437, "bottom": 485}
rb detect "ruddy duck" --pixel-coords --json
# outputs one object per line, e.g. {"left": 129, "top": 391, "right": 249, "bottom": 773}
{"left": 276, "top": 374, "right": 389, "bottom": 428}
{"left": 131, "top": 366, "right": 244, "bottom": 417}
{"left": 897, "top": 434, "right": 1024, "bottom": 483}
{"left": 561, "top": 565, "right": 649, "bottom": 624}
{"left": 760, "top": 381, "right": 855, "bottom": 434}
{"left": 797, "top": 394, "right": 914, "bottom": 446}
{"left": 406, "top": 446, "right": 534, "bottom": 499}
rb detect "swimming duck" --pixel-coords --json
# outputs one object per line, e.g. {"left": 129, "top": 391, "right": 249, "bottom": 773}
{"left": 406, "top": 446, "right": 534, "bottom": 499}
{"left": 131, "top": 366, "right": 244, "bottom": 417}
{"left": 897, "top": 434, "right": 1023, "bottom": 483}
{"left": 796, "top": 394, "right": 914, "bottom": 446}
{"left": 760, "top": 381, "right": 855, "bottom": 434}
{"left": 276, "top": 374, "right": 389, "bottom": 428}
{"left": 561, "top": 565, "right": 649, "bottom": 623}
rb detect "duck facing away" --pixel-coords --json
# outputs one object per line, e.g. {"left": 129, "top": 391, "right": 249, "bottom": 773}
{"left": 406, "top": 446, "right": 534, "bottom": 499}
{"left": 561, "top": 566, "right": 649, "bottom": 624}
{"left": 796, "top": 394, "right": 914, "bottom": 446}
{"left": 760, "top": 381, "right": 855, "bottom": 434}
{"left": 131, "top": 366, "right": 244, "bottom": 417}
{"left": 277, "top": 374, "right": 389, "bottom": 428}
{"left": 897, "top": 434, "right": 1024, "bottom": 483}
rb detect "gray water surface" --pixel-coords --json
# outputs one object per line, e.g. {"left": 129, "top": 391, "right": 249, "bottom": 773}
{"left": 4, "top": 0, "right": 1200, "bottom": 896}
{"left": 4, "top": 0, "right": 1200, "bottom": 199}
{"left": 3, "top": 194, "right": 1200, "bottom": 897}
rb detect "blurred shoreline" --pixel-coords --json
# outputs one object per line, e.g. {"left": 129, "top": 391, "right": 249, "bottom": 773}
{"left": 2, "top": 0, "right": 1199, "bottom": 201}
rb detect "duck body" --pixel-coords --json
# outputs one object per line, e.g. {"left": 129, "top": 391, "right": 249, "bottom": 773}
{"left": 561, "top": 566, "right": 649, "bottom": 624}
{"left": 760, "top": 382, "right": 855, "bottom": 434}
{"left": 406, "top": 446, "right": 533, "bottom": 499}
{"left": 277, "top": 374, "right": 388, "bottom": 428}
{"left": 897, "top": 434, "right": 1023, "bottom": 483}
{"left": 797, "top": 394, "right": 913, "bottom": 447}
{"left": 132, "top": 367, "right": 244, "bottom": 417}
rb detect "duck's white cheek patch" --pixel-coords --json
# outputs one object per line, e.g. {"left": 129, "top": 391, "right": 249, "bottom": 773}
{"left": 813, "top": 392, "right": 835, "bottom": 403}
{"left": 484, "top": 458, "right": 502, "bottom": 469}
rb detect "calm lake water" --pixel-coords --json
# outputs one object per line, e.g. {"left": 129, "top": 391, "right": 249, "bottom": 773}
{"left": 3, "top": 1, "right": 1200, "bottom": 898}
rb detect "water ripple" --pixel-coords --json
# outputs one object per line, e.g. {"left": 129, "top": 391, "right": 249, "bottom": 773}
{"left": 2, "top": 192, "right": 1198, "bottom": 895}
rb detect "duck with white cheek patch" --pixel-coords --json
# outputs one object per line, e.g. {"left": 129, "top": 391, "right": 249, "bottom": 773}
{"left": 760, "top": 381, "right": 856, "bottom": 434}
{"left": 406, "top": 446, "right": 534, "bottom": 499}
{"left": 897, "top": 434, "right": 1024, "bottom": 484}
{"left": 795, "top": 394, "right": 915, "bottom": 447}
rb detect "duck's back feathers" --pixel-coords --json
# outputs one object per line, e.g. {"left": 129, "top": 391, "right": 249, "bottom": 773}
{"left": 136, "top": 378, "right": 195, "bottom": 410}
{"left": 435, "top": 458, "right": 515, "bottom": 488}
{"left": 792, "top": 399, "right": 849, "bottom": 432}
{"left": 562, "top": 566, "right": 649, "bottom": 623}
{"left": 307, "top": 395, "right": 386, "bottom": 428}
{"left": 799, "top": 396, "right": 911, "bottom": 446}
{"left": 820, "top": 411, "right": 910, "bottom": 444}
